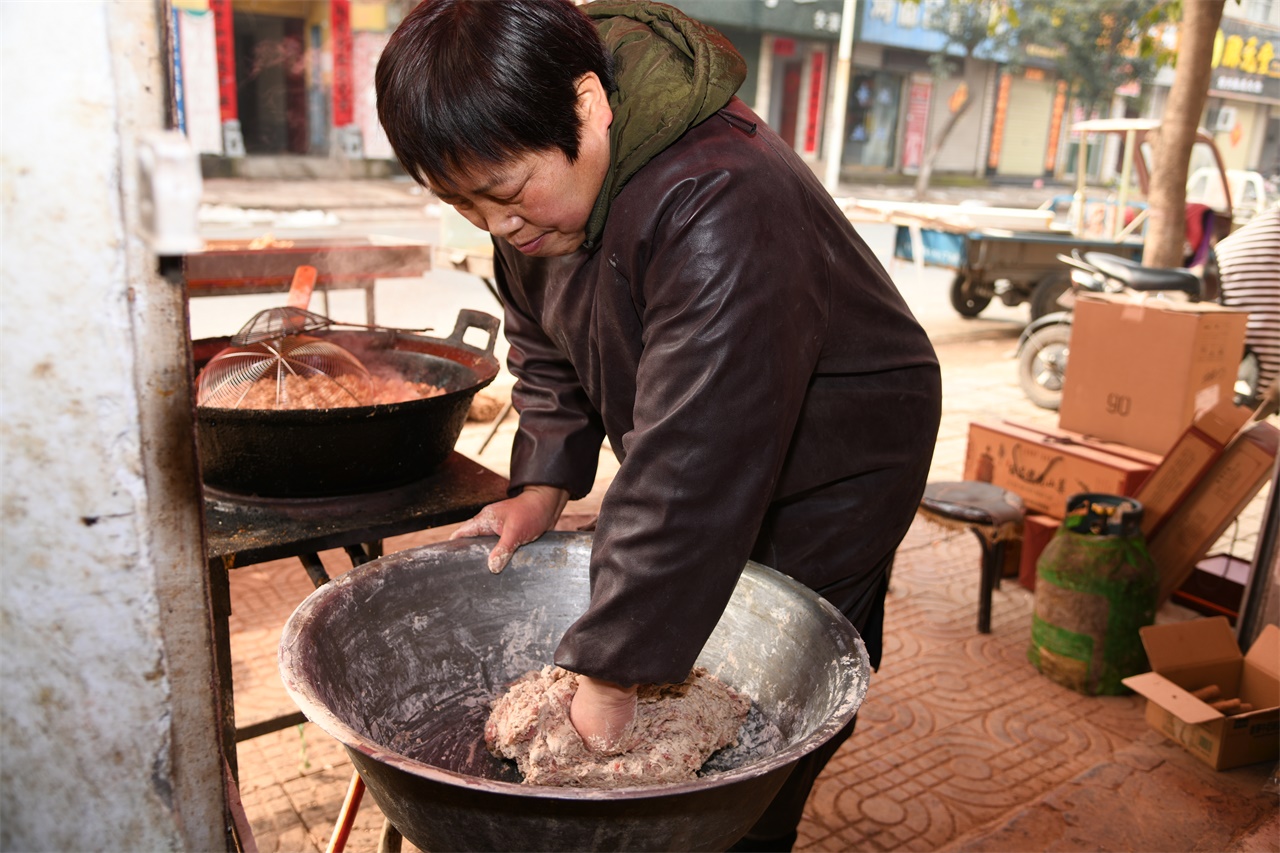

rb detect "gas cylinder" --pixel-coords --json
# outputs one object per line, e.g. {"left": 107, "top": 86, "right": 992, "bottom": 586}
{"left": 1027, "top": 494, "right": 1157, "bottom": 695}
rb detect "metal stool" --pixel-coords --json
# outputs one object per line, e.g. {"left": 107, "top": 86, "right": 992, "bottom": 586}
{"left": 917, "top": 481, "right": 1026, "bottom": 633}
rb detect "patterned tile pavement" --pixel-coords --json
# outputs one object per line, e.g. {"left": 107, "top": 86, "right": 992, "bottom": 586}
{"left": 227, "top": 332, "right": 1277, "bottom": 852}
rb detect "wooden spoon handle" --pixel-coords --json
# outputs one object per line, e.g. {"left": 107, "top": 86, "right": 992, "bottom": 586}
{"left": 286, "top": 265, "right": 319, "bottom": 310}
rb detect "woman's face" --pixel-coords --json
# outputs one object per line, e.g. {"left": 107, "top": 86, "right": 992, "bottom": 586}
{"left": 428, "top": 73, "right": 612, "bottom": 258}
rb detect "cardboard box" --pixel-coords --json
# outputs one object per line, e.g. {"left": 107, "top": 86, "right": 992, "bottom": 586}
{"left": 1017, "top": 513, "right": 1060, "bottom": 591}
{"left": 1133, "top": 401, "right": 1252, "bottom": 538}
{"left": 1172, "top": 553, "right": 1251, "bottom": 623}
{"left": 1123, "top": 619, "right": 1279, "bottom": 771}
{"left": 1058, "top": 293, "right": 1249, "bottom": 455}
{"left": 964, "top": 420, "right": 1158, "bottom": 518}
{"left": 1148, "top": 421, "right": 1279, "bottom": 604}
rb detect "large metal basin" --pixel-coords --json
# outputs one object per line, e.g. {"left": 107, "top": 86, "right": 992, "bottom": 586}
{"left": 278, "top": 532, "right": 869, "bottom": 852}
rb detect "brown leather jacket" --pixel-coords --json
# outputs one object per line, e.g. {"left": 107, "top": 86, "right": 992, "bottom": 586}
{"left": 493, "top": 95, "right": 940, "bottom": 686}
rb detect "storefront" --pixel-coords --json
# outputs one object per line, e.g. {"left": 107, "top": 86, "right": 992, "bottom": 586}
{"left": 171, "top": 0, "right": 398, "bottom": 163}
{"left": 1204, "top": 15, "right": 1280, "bottom": 176}
{"left": 1146, "top": 14, "right": 1280, "bottom": 179}
{"left": 177, "top": 0, "right": 850, "bottom": 169}
{"left": 849, "top": 0, "right": 1003, "bottom": 176}
{"left": 672, "top": 0, "right": 844, "bottom": 161}
{"left": 988, "top": 68, "right": 1062, "bottom": 178}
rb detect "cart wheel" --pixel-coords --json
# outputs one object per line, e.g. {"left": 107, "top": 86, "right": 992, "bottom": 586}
{"left": 1029, "top": 272, "right": 1071, "bottom": 321}
{"left": 1018, "top": 324, "right": 1071, "bottom": 410}
{"left": 950, "top": 274, "right": 992, "bottom": 318}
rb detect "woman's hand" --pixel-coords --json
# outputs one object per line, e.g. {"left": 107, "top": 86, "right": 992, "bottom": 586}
{"left": 569, "top": 676, "right": 638, "bottom": 754}
{"left": 449, "top": 484, "right": 570, "bottom": 573}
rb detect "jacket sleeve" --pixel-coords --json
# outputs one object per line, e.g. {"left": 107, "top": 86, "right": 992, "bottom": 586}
{"left": 495, "top": 248, "right": 607, "bottom": 501}
{"left": 553, "top": 154, "right": 829, "bottom": 685}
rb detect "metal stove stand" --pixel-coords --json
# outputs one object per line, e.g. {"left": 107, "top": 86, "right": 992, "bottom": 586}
{"left": 204, "top": 451, "right": 509, "bottom": 780}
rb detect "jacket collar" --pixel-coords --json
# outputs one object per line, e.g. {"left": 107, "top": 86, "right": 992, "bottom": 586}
{"left": 580, "top": 1, "right": 746, "bottom": 252}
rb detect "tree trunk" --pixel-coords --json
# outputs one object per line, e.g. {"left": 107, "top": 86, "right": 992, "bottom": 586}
{"left": 1142, "top": 0, "right": 1226, "bottom": 269}
{"left": 914, "top": 92, "right": 971, "bottom": 200}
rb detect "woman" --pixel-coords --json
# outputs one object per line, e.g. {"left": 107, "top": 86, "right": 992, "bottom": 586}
{"left": 376, "top": 1, "right": 941, "bottom": 847}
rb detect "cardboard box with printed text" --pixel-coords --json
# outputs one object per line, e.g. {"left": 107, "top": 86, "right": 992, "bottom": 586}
{"left": 1058, "top": 293, "right": 1249, "bottom": 455}
{"left": 1132, "top": 400, "right": 1252, "bottom": 538}
{"left": 1147, "top": 420, "right": 1278, "bottom": 604}
{"left": 964, "top": 420, "right": 1158, "bottom": 518}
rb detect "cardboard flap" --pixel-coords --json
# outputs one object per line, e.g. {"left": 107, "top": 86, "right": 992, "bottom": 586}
{"left": 1245, "top": 624, "right": 1280, "bottom": 681}
{"left": 1194, "top": 400, "right": 1252, "bottom": 444}
{"left": 1122, "top": 671, "right": 1224, "bottom": 724}
{"left": 1074, "top": 292, "right": 1250, "bottom": 317}
{"left": 1004, "top": 421, "right": 1165, "bottom": 467}
{"left": 1159, "top": 301, "right": 1250, "bottom": 317}
{"left": 1139, "top": 617, "right": 1241, "bottom": 673}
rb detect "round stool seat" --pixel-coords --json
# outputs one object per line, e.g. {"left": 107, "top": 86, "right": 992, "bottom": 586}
{"left": 920, "top": 481, "right": 1025, "bottom": 529}
{"left": 916, "top": 481, "right": 1026, "bottom": 634}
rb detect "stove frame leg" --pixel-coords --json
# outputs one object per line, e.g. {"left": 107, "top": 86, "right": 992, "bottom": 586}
{"left": 298, "top": 552, "right": 331, "bottom": 587}
{"left": 326, "top": 772, "right": 365, "bottom": 853}
{"left": 378, "top": 820, "right": 403, "bottom": 853}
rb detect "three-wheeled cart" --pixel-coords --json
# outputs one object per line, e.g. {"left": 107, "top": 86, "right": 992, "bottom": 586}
{"left": 840, "top": 119, "right": 1235, "bottom": 321}
{"left": 891, "top": 223, "right": 1144, "bottom": 320}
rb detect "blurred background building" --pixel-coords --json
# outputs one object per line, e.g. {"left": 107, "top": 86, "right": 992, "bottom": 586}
{"left": 171, "top": 0, "right": 1280, "bottom": 185}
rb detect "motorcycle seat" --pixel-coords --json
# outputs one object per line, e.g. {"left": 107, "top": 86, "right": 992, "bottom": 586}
{"left": 1082, "top": 252, "right": 1201, "bottom": 296}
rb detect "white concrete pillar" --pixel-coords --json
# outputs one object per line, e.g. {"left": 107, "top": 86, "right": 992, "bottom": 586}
{"left": 1, "top": 2, "right": 225, "bottom": 848}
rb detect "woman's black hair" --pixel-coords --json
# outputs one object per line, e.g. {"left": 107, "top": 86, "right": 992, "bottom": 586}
{"left": 376, "top": 0, "right": 616, "bottom": 186}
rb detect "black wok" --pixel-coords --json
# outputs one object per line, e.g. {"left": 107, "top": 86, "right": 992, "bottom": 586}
{"left": 193, "top": 309, "right": 500, "bottom": 497}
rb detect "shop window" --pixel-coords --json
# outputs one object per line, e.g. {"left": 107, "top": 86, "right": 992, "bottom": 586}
{"left": 843, "top": 70, "right": 902, "bottom": 168}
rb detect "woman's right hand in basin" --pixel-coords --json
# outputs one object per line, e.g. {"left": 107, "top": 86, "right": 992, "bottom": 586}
{"left": 449, "top": 484, "right": 570, "bottom": 573}
{"left": 570, "top": 675, "right": 638, "bottom": 754}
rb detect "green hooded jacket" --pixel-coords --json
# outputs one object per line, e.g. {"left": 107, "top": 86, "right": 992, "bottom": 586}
{"left": 581, "top": 1, "right": 747, "bottom": 250}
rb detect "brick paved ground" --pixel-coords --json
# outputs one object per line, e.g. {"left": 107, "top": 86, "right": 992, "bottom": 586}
{"left": 226, "top": 327, "right": 1276, "bottom": 852}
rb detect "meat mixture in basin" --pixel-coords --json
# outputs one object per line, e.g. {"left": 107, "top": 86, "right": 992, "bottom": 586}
{"left": 485, "top": 665, "right": 750, "bottom": 788}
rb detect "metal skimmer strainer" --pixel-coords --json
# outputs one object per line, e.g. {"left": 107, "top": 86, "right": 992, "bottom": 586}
{"left": 230, "top": 305, "right": 333, "bottom": 346}
{"left": 195, "top": 266, "right": 374, "bottom": 410}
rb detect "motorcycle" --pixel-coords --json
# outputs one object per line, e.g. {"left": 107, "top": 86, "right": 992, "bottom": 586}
{"left": 1015, "top": 250, "right": 1262, "bottom": 410}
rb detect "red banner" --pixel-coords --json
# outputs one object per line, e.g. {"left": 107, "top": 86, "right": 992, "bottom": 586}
{"left": 331, "top": 0, "right": 354, "bottom": 127}
{"left": 804, "top": 51, "right": 825, "bottom": 156}
{"left": 987, "top": 73, "right": 1011, "bottom": 171}
{"left": 901, "top": 79, "right": 931, "bottom": 171}
{"left": 210, "top": 0, "right": 237, "bottom": 122}
{"left": 1044, "top": 81, "right": 1068, "bottom": 173}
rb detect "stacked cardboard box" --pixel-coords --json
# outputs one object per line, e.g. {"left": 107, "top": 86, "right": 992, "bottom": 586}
{"left": 964, "top": 421, "right": 1160, "bottom": 588}
{"left": 964, "top": 421, "right": 1159, "bottom": 518}
{"left": 1058, "top": 293, "right": 1249, "bottom": 455}
{"left": 999, "top": 414, "right": 1277, "bottom": 603}
{"left": 1019, "top": 291, "right": 1268, "bottom": 604}
{"left": 1132, "top": 401, "right": 1252, "bottom": 538}
{"left": 1146, "top": 420, "right": 1278, "bottom": 604}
